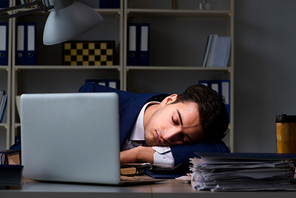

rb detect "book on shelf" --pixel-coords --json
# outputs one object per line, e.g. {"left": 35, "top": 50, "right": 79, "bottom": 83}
{"left": 85, "top": 79, "right": 120, "bottom": 89}
{"left": 0, "top": 90, "right": 7, "bottom": 123}
{"left": 99, "top": 0, "right": 120, "bottom": 9}
{"left": 127, "top": 23, "right": 150, "bottom": 66}
{"left": 202, "top": 34, "right": 231, "bottom": 67}
{"left": 19, "top": 0, "right": 38, "bottom": 8}
{"left": 16, "top": 22, "right": 37, "bottom": 65}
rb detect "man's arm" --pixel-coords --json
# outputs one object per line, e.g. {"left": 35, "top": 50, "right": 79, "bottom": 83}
{"left": 120, "top": 146, "right": 155, "bottom": 164}
{"left": 170, "top": 141, "right": 230, "bottom": 166}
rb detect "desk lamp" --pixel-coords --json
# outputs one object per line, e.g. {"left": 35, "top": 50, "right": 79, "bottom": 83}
{"left": 0, "top": 0, "right": 103, "bottom": 45}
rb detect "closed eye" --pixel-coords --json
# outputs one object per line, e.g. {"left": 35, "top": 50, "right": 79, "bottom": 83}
{"left": 172, "top": 116, "right": 179, "bottom": 125}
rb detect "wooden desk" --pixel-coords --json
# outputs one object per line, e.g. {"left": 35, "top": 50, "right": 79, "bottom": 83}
{"left": 1, "top": 178, "right": 296, "bottom": 198}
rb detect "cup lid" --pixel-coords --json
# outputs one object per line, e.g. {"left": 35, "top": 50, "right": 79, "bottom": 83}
{"left": 276, "top": 114, "right": 296, "bottom": 123}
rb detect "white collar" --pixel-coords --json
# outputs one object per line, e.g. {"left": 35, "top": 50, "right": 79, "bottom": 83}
{"left": 129, "top": 101, "right": 160, "bottom": 141}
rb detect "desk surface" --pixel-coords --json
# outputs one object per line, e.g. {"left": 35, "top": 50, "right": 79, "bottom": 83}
{"left": 1, "top": 177, "right": 296, "bottom": 198}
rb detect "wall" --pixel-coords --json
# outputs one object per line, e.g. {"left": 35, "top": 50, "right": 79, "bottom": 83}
{"left": 234, "top": 0, "right": 296, "bottom": 152}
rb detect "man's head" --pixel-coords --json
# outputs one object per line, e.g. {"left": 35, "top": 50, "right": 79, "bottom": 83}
{"left": 144, "top": 84, "right": 229, "bottom": 146}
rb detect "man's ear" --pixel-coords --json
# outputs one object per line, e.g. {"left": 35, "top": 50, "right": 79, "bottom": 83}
{"left": 160, "top": 94, "right": 178, "bottom": 107}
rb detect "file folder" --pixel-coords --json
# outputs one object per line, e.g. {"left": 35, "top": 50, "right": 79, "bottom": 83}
{"left": 110, "top": 0, "right": 120, "bottom": 8}
{"left": 99, "top": 0, "right": 109, "bottom": 8}
{"left": 0, "top": 0, "right": 9, "bottom": 8}
{"left": 85, "top": 79, "right": 107, "bottom": 86}
{"left": 199, "top": 80, "right": 210, "bottom": 87}
{"left": 213, "top": 37, "right": 231, "bottom": 67}
{"left": 209, "top": 80, "right": 221, "bottom": 93}
{"left": 26, "top": 22, "right": 36, "bottom": 65}
{"left": 97, "top": 80, "right": 108, "bottom": 86}
{"left": 221, "top": 80, "right": 230, "bottom": 122}
{"left": 0, "top": 91, "right": 7, "bottom": 123}
{"left": 138, "top": 23, "right": 150, "bottom": 66}
{"left": 127, "top": 23, "right": 138, "bottom": 66}
{"left": 199, "top": 79, "right": 230, "bottom": 122}
{"left": 202, "top": 35, "right": 214, "bottom": 67}
{"left": 16, "top": 22, "right": 26, "bottom": 65}
{"left": 0, "top": 22, "right": 8, "bottom": 65}
{"left": 107, "top": 79, "right": 119, "bottom": 89}
{"left": 206, "top": 34, "right": 218, "bottom": 67}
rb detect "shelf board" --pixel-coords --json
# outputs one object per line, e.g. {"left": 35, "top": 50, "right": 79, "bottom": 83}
{"left": 0, "top": 123, "right": 8, "bottom": 127}
{"left": 126, "top": 66, "right": 232, "bottom": 72}
{"left": 94, "top": 9, "right": 121, "bottom": 16}
{"left": 126, "top": 9, "right": 232, "bottom": 17}
{"left": 14, "top": 65, "right": 121, "bottom": 70}
{"left": 0, "top": 66, "right": 9, "bottom": 71}
{"left": 15, "top": 8, "right": 121, "bottom": 16}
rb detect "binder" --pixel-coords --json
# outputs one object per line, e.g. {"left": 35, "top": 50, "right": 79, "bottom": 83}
{"left": 0, "top": 22, "right": 8, "bottom": 65}
{"left": 16, "top": 22, "right": 26, "bottom": 65}
{"left": 222, "top": 37, "right": 231, "bottom": 67}
{"left": 212, "top": 37, "right": 231, "bottom": 67}
{"left": 0, "top": 91, "right": 7, "bottom": 123}
{"left": 199, "top": 80, "right": 210, "bottom": 87}
{"left": 99, "top": 0, "right": 109, "bottom": 8}
{"left": 110, "top": 0, "right": 120, "bottom": 8}
{"left": 0, "top": 0, "right": 9, "bottom": 8}
{"left": 209, "top": 80, "right": 221, "bottom": 93}
{"left": 107, "top": 79, "right": 119, "bottom": 89}
{"left": 85, "top": 79, "right": 107, "bottom": 86}
{"left": 212, "top": 37, "right": 223, "bottom": 67}
{"left": 26, "top": 22, "right": 36, "bottom": 65}
{"left": 206, "top": 34, "right": 218, "bottom": 67}
{"left": 199, "top": 80, "right": 230, "bottom": 122}
{"left": 127, "top": 23, "right": 138, "bottom": 66}
{"left": 220, "top": 80, "right": 230, "bottom": 122}
{"left": 202, "top": 35, "right": 213, "bottom": 67}
{"left": 97, "top": 80, "right": 108, "bottom": 86}
{"left": 138, "top": 23, "right": 150, "bottom": 66}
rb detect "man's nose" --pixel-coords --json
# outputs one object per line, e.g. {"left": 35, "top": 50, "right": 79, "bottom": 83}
{"left": 163, "top": 127, "right": 182, "bottom": 143}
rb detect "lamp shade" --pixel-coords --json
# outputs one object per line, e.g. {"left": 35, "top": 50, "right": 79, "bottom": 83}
{"left": 43, "top": 0, "right": 103, "bottom": 45}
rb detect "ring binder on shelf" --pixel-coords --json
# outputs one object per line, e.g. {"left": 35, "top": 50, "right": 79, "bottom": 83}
{"left": 99, "top": 0, "right": 109, "bottom": 8}
{"left": 139, "top": 23, "right": 150, "bottom": 66}
{"left": 0, "top": 22, "right": 8, "bottom": 65}
{"left": 199, "top": 80, "right": 230, "bottom": 122}
{"left": 26, "top": 22, "right": 36, "bottom": 65}
{"left": 110, "top": 0, "right": 120, "bottom": 8}
{"left": 127, "top": 23, "right": 138, "bottom": 66}
{"left": 16, "top": 22, "right": 26, "bottom": 65}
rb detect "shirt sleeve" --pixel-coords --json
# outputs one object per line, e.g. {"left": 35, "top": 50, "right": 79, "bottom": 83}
{"left": 152, "top": 146, "right": 175, "bottom": 167}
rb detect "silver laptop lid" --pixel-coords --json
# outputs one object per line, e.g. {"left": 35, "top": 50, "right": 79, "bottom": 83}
{"left": 21, "top": 92, "right": 121, "bottom": 184}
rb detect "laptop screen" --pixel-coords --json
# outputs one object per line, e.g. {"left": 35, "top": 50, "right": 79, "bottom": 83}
{"left": 21, "top": 93, "right": 121, "bottom": 184}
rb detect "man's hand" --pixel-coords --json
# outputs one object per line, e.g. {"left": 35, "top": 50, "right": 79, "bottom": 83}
{"left": 120, "top": 146, "right": 155, "bottom": 164}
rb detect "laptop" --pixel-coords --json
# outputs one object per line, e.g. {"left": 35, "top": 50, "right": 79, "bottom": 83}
{"left": 20, "top": 92, "right": 163, "bottom": 185}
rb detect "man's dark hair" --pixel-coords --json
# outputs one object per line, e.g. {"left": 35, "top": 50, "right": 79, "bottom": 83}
{"left": 173, "top": 84, "right": 229, "bottom": 143}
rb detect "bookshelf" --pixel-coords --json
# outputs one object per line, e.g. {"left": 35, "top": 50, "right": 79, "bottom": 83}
{"left": 0, "top": 14, "right": 12, "bottom": 149}
{"left": 5, "top": 0, "right": 234, "bottom": 150}
{"left": 9, "top": 0, "right": 124, "bottom": 147}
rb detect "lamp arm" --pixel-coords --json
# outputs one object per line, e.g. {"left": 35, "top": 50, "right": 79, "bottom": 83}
{"left": 0, "top": 0, "right": 54, "bottom": 20}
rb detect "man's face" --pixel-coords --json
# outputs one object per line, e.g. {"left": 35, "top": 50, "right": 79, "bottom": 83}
{"left": 144, "top": 96, "right": 203, "bottom": 146}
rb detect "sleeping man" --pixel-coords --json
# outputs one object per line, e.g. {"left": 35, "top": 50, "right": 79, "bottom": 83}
{"left": 78, "top": 83, "right": 230, "bottom": 167}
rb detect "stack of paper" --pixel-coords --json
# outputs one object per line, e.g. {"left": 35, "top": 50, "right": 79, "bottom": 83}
{"left": 190, "top": 153, "right": 296, "bottom": 192}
